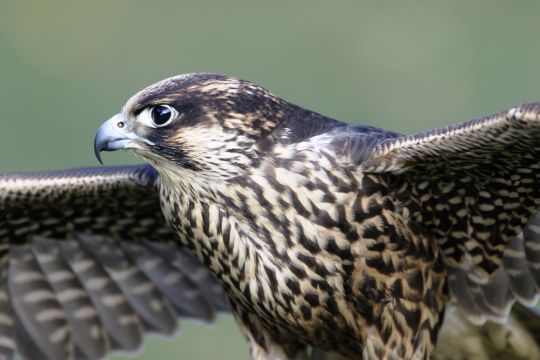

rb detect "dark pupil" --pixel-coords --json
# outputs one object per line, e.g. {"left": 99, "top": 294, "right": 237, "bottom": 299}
{"left": 152, "top": 105, "right": 172, "bottom": 125}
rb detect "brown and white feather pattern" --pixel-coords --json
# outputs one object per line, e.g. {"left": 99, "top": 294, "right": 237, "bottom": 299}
{"left": 98, "top": 74, "right": 540, "bottom": 359}
{"left": 157, "top": 140, "right": 447, "bottom": 359}
{"left": 3, "top": 72, "right": 540, "bottom": 360}
{"left": 355, "top": 103, "right": 540, "bottom": 325}
{"left": 144, "top": 84, "right": 540, "bottom": 359}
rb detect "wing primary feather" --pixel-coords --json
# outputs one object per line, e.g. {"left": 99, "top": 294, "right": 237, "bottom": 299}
{"left": 144, "top": 242, "right": 229, "bottom": 313}
{"left": 31, "top": 236, "right": 108, "bottom": 360}
{"left": 7, "top": 244, "right": 74, "bottom": 360}
{"left": 0, "top": 255, "right": 15, "bottom": 360}
{"left": 523, "top": 211, "right": 540, "bottom": 288}
{"left": 502, "top": 233, "right": 539, "bottom": 305}
{"left": 75, "top": 234, "right": 177, "bottom": 336}
{"left": 58, "top": 238, "right": 143, "bottom": 353}
{"left": 477, "top": 269, "right": 513, "bottom": 319}
{"left": 123, "top": 241, "right": 214, "bottom": 321}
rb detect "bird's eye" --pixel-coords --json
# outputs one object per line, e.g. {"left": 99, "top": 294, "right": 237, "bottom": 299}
{"left": 151, "top": 105, "right": 176, "bottom": 127}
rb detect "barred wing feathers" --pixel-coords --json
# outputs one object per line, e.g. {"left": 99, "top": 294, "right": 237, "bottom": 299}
{"left": 353, "top": 103, "right": 540, "bottom": 324}
{"left": 0, "top": 165, "right": 228, "bottom": 360}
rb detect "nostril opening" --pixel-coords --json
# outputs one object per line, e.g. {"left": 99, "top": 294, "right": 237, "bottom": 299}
{"left": 117, "top": 121, "right": 125, "bottom": 128}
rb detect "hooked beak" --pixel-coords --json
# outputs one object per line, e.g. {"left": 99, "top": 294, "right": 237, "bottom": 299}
{"left": 94, "top": 113, "right": 153, "bottom": 164}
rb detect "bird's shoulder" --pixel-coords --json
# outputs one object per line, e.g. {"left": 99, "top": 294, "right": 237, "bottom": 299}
{"left": 267, "top": 105, "right": 402, "bottom": 166}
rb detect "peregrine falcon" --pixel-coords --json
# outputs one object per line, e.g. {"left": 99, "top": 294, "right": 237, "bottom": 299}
{"left": 2, "top": 73, "right": 540, "bottom": 360}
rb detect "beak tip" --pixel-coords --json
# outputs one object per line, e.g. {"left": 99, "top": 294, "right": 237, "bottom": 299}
{"left": 93, "top": 135, "right": 105, "bottom": 165}
{"left": 95, "top": 152, "right": 103, "bottom": 165}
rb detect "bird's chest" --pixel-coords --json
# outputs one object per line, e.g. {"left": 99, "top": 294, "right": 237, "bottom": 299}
{"left": 157, "top": 166, "right": 445, "bottom": 355}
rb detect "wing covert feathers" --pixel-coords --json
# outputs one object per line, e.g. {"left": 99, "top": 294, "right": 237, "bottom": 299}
{"left": 363, "top": 103, "right": 540, "bottom": 174}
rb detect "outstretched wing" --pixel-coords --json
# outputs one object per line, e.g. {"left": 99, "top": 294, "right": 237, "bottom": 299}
{"left": 335, "top": 103, "right": 540, "bottom": 324}
{"left": 0, "top": 165, "right": 228, "bottom": 360}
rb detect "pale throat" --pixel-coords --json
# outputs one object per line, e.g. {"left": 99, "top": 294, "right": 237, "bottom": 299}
{"left": 154, "top": 163, "right": 266, "bottom": 295}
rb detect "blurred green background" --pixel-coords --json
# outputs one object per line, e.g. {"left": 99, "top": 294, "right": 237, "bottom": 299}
{"left": 1, "top": 1, "right": 540, "bottom": 359}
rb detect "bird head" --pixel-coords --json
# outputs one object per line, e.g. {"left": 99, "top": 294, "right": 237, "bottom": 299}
{"left": 94, "top": 73, "right": 292, "bottom": 180}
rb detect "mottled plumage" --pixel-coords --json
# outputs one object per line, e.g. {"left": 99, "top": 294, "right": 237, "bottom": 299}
{"left": 2, "top": 73, "right": 540, "bottom": 359}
